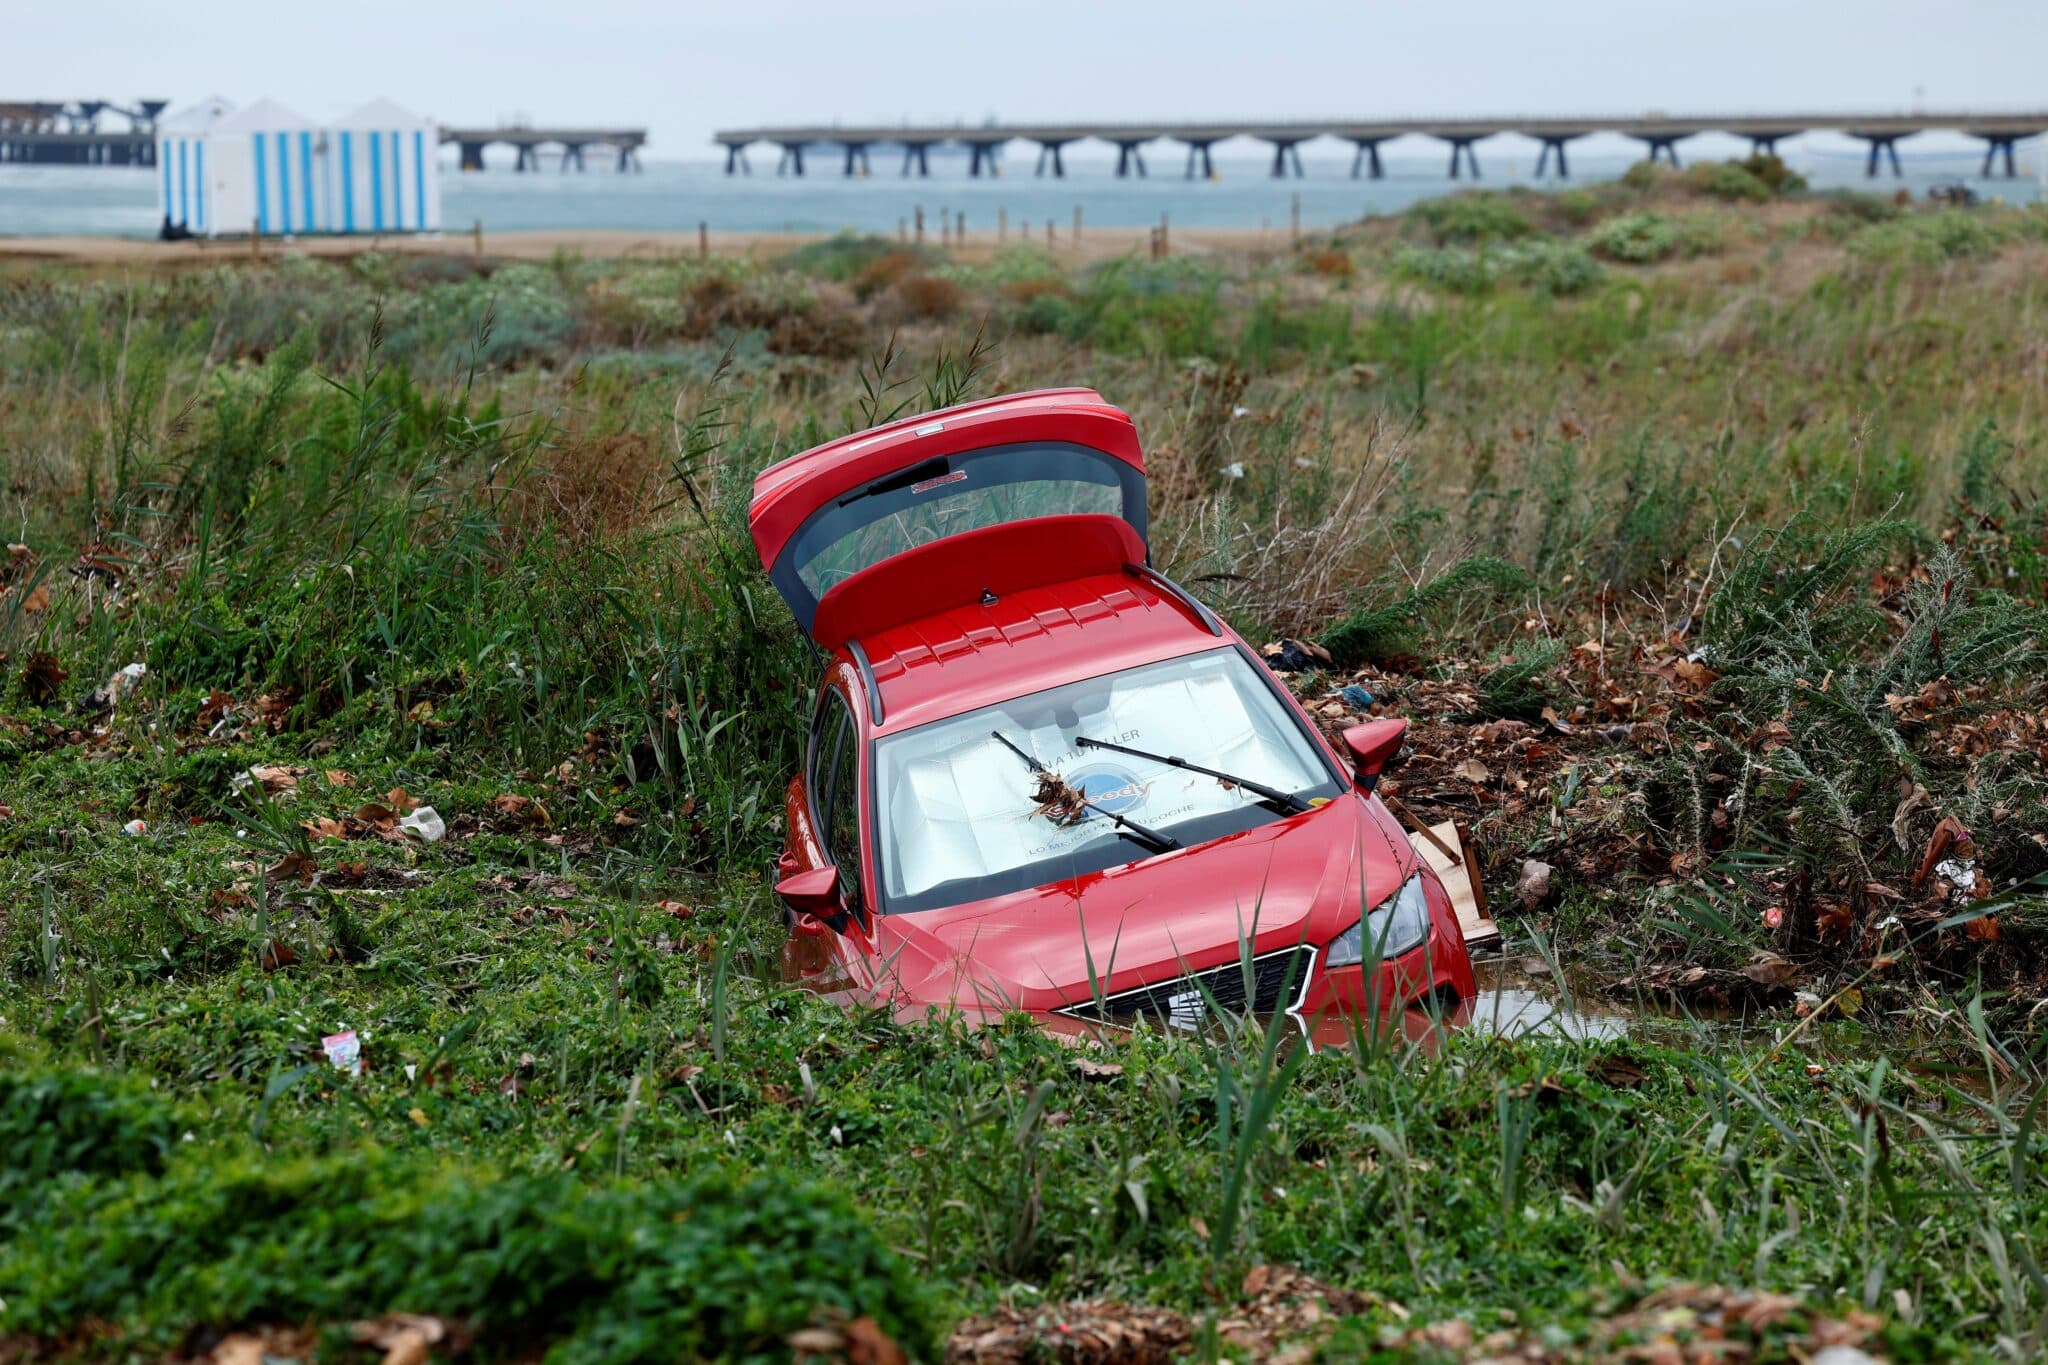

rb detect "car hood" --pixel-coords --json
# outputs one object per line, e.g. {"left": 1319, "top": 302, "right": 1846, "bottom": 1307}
{"left": 864, "top": 793, "right": 1418, "bottom": 1013}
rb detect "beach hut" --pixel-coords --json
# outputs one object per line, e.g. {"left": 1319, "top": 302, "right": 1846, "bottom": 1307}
{"left": 328, "top": 99, "right": 442, "bottom": 234}
{"left": 155, "top": 95, "right": 234, "bottom": 235}
{"left": 208, "top": 98, "right": 329, "bottom": 237}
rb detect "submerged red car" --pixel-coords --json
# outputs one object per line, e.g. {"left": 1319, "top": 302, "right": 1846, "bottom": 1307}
{"left": 752, "top": 389, "right": 1476, "bottom": 1035}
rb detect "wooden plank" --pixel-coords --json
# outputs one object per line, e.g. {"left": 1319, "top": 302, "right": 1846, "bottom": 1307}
{"left": 1414, "top": 820, "right": 1500, "bottom": 947}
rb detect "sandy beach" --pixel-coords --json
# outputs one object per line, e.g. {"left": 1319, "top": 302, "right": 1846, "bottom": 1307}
{"left": 0, "top": 223, "right": 1292, "bottom": 270}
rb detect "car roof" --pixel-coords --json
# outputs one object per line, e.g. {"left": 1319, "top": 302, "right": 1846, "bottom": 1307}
{"left": 857, "top": 569, "right": 1228, "bottom": 736}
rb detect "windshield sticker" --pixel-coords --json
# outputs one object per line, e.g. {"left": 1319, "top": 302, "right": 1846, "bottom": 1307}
{"left": 1066, "top": 764, "right": 1151, "bottom": 817}
{"left": 910, "top": 469, "right": 969, "bottom": 495}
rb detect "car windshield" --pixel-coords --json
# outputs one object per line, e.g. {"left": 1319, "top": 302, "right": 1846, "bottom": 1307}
{"left": 871, "top": 646, "right": 1342, "bottom": 913}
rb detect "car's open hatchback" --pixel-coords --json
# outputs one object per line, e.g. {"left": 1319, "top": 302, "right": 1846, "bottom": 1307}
{"left": 750, "top": 388, "right": 1151, "bottom": 648}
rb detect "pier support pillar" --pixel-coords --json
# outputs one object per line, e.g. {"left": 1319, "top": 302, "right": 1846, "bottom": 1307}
{"left": 840, "top": 142, "right": 871, "bottom": 176}
{"left": 724, "top": 144, "right": 752, "bottom": 175}
{"left": 1853, "top": 132, "right": 1909, "bottom": 178}
{"left": 1266, "top": 139, "right": 1305, "bottom": 178}
{"left": 1634, "top": 136, "right": 1687, "bottom": 168}
{"left": 1348, "top": 138, "right": 1386, "bottom": 179}
{"left": 616, "top": 145, "right": 641, "bottom": 173}
{"left": 1533, "top": 136, "right": 1581, "bottom": 178}
{"left": 1182, "top": 140, "right": 1217, "bottom": 179}
{"left": 776, "top": 142, "right": 807, "bottom": 176}
{"left": 1442, "top": 138, "right": 1482, "bottom": 180}
{"left": 459, "top": 141, "right": 487, "bottom": 172}
{"left": 1033, "top": 139, "right": 1071, "bottom": 177}
{"left": 1976, "top": 134, "right": 2032, "bottom": 178}
{"left": 514, "top": 143, "right": 538, "bottom": 172}
{"left": 899, "top": 142, "right": 931, "bottom": 177}
{"left": 966, "top": 142, "right": 1002, "bottom": 177}
{"left": 1114, "top": 140, "right": 1149, "bottom": 178}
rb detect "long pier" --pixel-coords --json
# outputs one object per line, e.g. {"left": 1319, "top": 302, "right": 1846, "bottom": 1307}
{"left": 714, "top": 111, "right": 2048, "bottom": 180}
{"left": 0, "top": 99, "right": 167, "bottom": 165}
{"left": 443, "top": 126, "right": 647, "bottom": 173}
{"left": 3, "top": 100, "right": 647, "bottom": 174}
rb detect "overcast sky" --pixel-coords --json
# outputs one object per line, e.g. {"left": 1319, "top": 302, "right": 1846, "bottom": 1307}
{"left": 7, "top": 1, "right": 2042, "bottom": 157}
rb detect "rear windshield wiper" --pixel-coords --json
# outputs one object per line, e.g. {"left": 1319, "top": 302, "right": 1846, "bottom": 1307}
{"left": 990, "top": 731, "right": 1180, "bottom": 856}
{"left": 1075, "top": 735, "right": 1312, "bottom": 814}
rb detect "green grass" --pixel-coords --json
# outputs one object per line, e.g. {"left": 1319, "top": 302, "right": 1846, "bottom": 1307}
{"left": 4, "top": 184, "right": 2048, "bottom": 1359}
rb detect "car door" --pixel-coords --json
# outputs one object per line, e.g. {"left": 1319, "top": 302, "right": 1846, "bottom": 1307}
{"left": 807, "top": 687, "right": 869, "bottom": 933}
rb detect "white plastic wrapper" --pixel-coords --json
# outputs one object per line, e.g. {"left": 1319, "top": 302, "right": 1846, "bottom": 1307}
{"left": 399, "top": 806, "right": 446, "bottom": 842}
{"left": 322, "top": 1029, "right": 362, "bottom": 1076}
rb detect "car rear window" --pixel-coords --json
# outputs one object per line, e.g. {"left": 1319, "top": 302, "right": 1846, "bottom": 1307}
{"left": 774, "top": 441, "right": 1146, "bottom": 612}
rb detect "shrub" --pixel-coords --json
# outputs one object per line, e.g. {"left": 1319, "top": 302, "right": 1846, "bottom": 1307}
{"left": 0, "top": 1068, "right": 178, "bottom": 1225}
{"left": 1, "top": 1144, "right": 944, "bottom": 1359}
{"left": 1848, "top": 210, "right": 2008, "bottom": 266}
{"left": 1686, "top": 161, "right": 1772, "bottom": 203}
{"left": 779, "top": 233, "right": 933, "bottom": 284}
{"left": 1389, "top": 245, "right": 1501, "bottom": 294}
{"left": 1321, "top": 556, "right": 1531, "bottom": 664}
{"left": 1619, "top": 159, "right": 1667, "bottom": 192}
{"left": 1587, "top": 212, "right": 1677, "bottom": 262}
{"left": 1300, "top": 246, "right": 1357, "bottom": 280}
{"left": 1553, "top": 188, "right": 1601, "bottom": 226}
{"left": 892, "top": 272, "right": 965, "bottom": 320}
{"left": 849, "top": 249, "right": 926, "bottom": 301}
{"left": 1388, "top": 242, "right": 1602, "bottom": 297}
{"left": 1507, "top": 240, "right": 1603, "bottom": 295}
{"left": 1739, "top": 152, "right": 1807, "bottom": 193}
{"left": 1404, "top": 192, "right": 1537, "bottom": 245}
{"left": 1825, "top": 189, "right": 1902, "bottom": 223}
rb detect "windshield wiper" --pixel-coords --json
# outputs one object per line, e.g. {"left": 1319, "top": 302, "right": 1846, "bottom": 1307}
{"left": 1074, "top": 735, "right": 1312, "bottom": 814}
{"left": 990, "top": 731, "right": 1180, "bottom": 855}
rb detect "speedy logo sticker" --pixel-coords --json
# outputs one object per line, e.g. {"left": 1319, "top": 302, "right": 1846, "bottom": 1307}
{"left": 1067, "top": 764, "right": 1151, "bottom": 817}
{"left": 910, "top": 469, "right": 968, "bottom": 495}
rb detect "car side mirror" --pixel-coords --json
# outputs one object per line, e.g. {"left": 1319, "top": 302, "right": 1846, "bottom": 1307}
{"left": 1341, "top": 718, "right": 1408, "bottom": 793}
{"left": 776, "top": 867, "right": 843, "bottom": 935}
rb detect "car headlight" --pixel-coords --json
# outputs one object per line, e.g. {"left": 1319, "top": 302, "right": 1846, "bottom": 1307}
{"left": 1326, "top": 873, "right": 1432, "bottom": 967}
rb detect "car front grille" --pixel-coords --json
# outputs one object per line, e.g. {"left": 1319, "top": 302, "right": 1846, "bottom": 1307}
{"left": 1056, "top": 946, "right": 1318, "bottom": 1028}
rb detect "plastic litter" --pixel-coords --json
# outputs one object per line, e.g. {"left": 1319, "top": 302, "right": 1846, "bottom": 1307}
{"left": 1220, "top": 462, "right": 1245, "bottom": 480}
{"left": 87, "top": 662, "right": 148, "bottom": 712}
{"left": 1265, "top": 639, "right": 1332, "bottom": 673}
{"left": 398, "top": 806, "right": 446, "bottom": 842}
{"left": 1934, "top": 857, "right": 1978, "bottom": 900}
{"left": 322, "top": 1030, "right": 362, "bottom": 1076}
{"left": 120, "top": 818, "right": 147, "bottom": 837}
{"left": 1337, "top": 683, "right": 1376, "bottom": 710}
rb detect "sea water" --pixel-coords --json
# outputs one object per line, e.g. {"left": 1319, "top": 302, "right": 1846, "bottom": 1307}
{"left": 1, "top": 141, "right": 2039, "bottom": 238}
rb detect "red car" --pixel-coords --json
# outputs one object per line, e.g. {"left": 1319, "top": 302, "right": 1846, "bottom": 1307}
{"left": 752, "top": 389, "right": 1476, "bottom": 1037}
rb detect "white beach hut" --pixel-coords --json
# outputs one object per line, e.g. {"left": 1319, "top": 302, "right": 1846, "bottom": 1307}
{"left": 208, "top": 98, "right": 325, "bottom": 237}
{"left": 329, "top": 98, "right": 442, "bottom": 234}
{"left": 155, "top": 95, "right": 234, "bottom": 235}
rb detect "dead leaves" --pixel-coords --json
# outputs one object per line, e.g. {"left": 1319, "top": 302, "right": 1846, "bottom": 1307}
{"left": 491, "top": 792, "right": 553, "bottom": 831}
{"left": 266, "top": 850, "right": 317, "bottom": 884}
{"left": 950, "top": 1300, "right": 1190, "bottom": 1365}
{"left": 788, "top": 1316, "right": 905, "bottom": 1365}
{"left": 351, "top": 1314, "right": 467, "bottom": 1365}
{"left": 19, "top": 651, "right": 66, "bottom": 703}
{"left": 1030, "top": 770, "right": 1090, "bottom": 827}
{"left": 1585, "top": 1053, "right": 1650, "bottom": 1088}
{"left": 1452, "top": 758, "right": 1493, "bottom": 785}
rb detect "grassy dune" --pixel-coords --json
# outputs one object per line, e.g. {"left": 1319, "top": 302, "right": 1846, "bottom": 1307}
{"left": 3, "top": 168, "right": 2046, "bottom": 1360}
